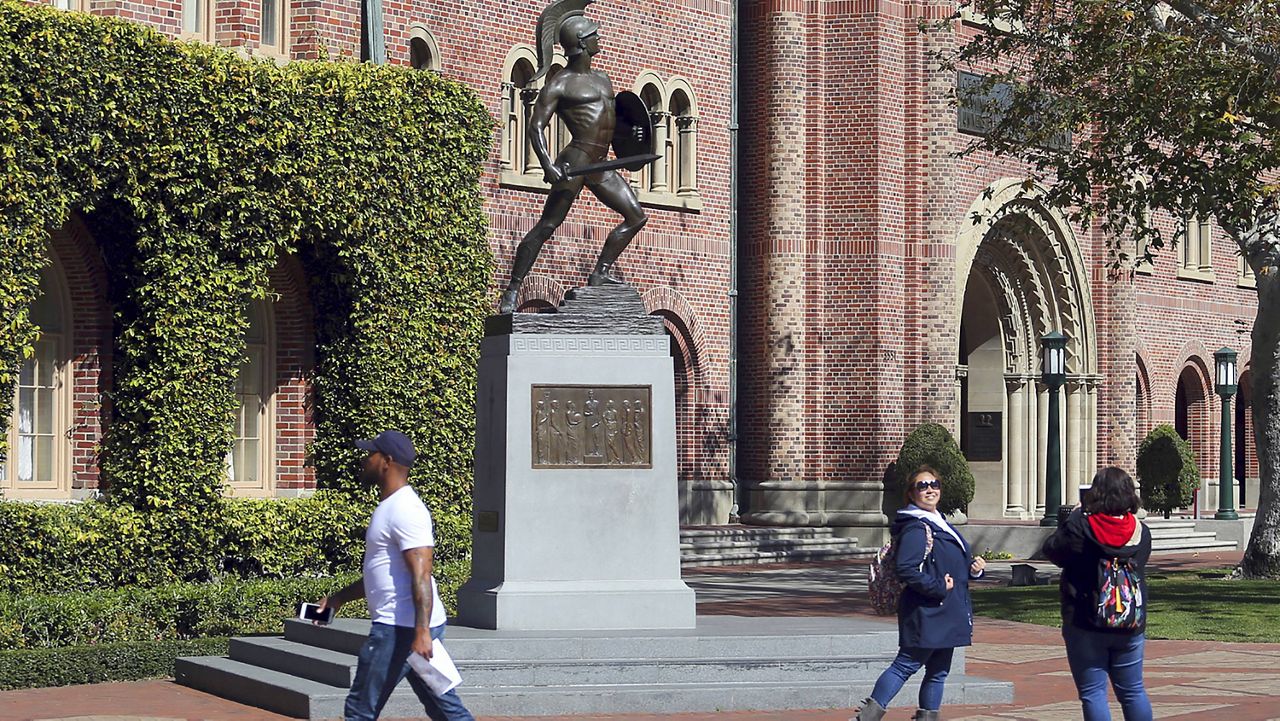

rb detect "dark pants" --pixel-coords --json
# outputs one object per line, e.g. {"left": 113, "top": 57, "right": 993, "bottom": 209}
{"left": 869, "top": 646, "right": 955, "bottom": 711}
{"left": 344, "top": 622, "right": 474, "bottom": 721}
{"left": 1063, "top": 628, "right": 1153, "bottom": 721}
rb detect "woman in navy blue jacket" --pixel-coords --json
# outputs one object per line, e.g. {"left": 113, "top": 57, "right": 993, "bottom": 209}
{"left": 853, "top": 465, "right": 986, "bottom": 721}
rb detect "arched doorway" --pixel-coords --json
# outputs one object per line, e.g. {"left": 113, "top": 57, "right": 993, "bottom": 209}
{"left": 1237, "top": 369, "right": 1253, "bottom": 508}
{"left": 1175, "top": 363, "right": 1210, "bottom": 512}
{"left": 955, "top": 182, "right": 1098, "bottom": 520}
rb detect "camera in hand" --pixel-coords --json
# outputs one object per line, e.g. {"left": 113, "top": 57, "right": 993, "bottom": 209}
{"left": 299, "top": 602, "right": 335, "bottom": 625}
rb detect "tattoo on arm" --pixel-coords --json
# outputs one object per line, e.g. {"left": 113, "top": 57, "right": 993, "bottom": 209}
{"left": 403, "top": 546, "right": 435, "bottom": 630}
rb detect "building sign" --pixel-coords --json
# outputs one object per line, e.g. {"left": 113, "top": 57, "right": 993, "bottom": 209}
{"left": 965, "top": 411, "right": 1003, "bottom": 462}
{"left": 531, "top": 385, "right": 652, "bottom": 469}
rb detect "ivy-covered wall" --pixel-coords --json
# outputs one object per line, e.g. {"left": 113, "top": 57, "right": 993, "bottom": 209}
{"left": 0, "top": 0, "right": 492, "bottom": 570}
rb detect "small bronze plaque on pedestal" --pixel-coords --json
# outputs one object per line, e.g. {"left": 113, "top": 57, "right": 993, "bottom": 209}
{"left": 965, "top": 411, "right": 1003, "bottom": 462}
{"left": 532, "top": 385, "right": 652, "bottom": 469}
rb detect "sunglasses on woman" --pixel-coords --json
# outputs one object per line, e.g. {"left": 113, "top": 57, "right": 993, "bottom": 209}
{"left": 913, "top": 479, "right": 941, "bottom": 491}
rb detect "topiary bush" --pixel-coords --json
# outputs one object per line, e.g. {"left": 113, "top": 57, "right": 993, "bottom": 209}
{"left": 895, "top": 422, "right": 976, "bottom": 515}
{"left": 1137, "top": 424, "right": 1200, "bottom": 518}
{"left": 0, "top": 637, "right": 231, "bottom": 690}
{"left": 0, "top": 1, "right": 492, "bottom": 569}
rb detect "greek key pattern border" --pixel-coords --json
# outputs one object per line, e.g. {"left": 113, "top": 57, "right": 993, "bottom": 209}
{"left": 510, "top": 336, "right": 667, "bottom": 356}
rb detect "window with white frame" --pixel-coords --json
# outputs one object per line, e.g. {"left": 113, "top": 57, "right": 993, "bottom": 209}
{"left": 258, "top": 0, "right": 288, "bottom": 57}
{"left": 227, "top": 297, "right": 273, "bottom": 495}
{"left": 51, "top": 0, "right": 89, "bottom": 11}
{"left": 4, "top": 262, "right": 71, "bottom": 499}
{"left": 1240, "top": 254, "right": 1257, "bottom": 288}
{"left": 182, "top": 0, "right": 216, "bottom": 41}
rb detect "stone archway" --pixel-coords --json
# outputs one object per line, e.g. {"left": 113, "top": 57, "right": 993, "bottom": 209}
{"left": 955, "top": 181, "right": 1099, "bottom": 520}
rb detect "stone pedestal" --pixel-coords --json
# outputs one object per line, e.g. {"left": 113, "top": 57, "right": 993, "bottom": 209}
{"left": 457, "top": 286, "right": 696, "bottom": 630}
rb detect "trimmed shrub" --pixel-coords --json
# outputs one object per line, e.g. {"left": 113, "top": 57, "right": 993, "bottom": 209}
{"left": 0, "top": 559, "right": 471, "bottom": 651}
{"left": 0, "top": 494, "right": 368, "bottom": 593}
{"left": 0, "top": 637, "right": 230, "bottom": 690}
{"left": 895, "top": 423, "right": 976, "bottom": 515}
{"left": 1137, "top": 424, "right": 1200, "bottom": 518}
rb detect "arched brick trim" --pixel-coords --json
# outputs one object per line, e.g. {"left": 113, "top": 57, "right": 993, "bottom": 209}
{"left": 267, "top": 254, "right": 316, "bottom": 492}
{"left": 1175, "top": 358, "right": 1213, "bottom": 496}
{"left": 50, "top": 215, "right": 112, "bottom": 494}
{"left": 641, "top": 287, "right": 708, "bottom": 368}
{"left": 516, "top": 274, "right": 566, "bottom": 312}
{"left": 642, "top": 287, "right": 708, "bottom": 486}
{"left": 1135, "top": 351, "right": 1152, "bottom": 439}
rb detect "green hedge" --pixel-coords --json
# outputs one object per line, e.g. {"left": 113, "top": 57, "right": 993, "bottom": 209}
{"left": 0, "top": 0, "right": 491, "bottom": 568}
{"left": 0, "top": 494, "right": 366, "bottom": 593}
{"left": 0, "top": 559, "right": 469, "bottom": 650}
{"left": 0, "top": 637, "right": 230, "bottom": 690}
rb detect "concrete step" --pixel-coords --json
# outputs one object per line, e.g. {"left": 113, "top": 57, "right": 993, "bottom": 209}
{"left": 178, "top": 655, "right": 1011, "bottom": 719}
{"left": 175, "top": 655, "right": 345, "bottom": 719}
{"left": 282, "top": 617, "right": 905, "bottom": 661}
{"left": 1151, "top": 538, "right": 1238, "bottom": 553}
{"left": 179, "top": 616, "right": 1013, "bottom": 718}
{"left": 682, "top": 547, "right": 877, "bottom": 567}
{"left": 232, "top": 634, "right": 902, "bottom": 687}
{"left": 680, "top": 525, "right": 872, "bottom": 567}
{"left": 1148, "top": 529, "right": 1221, "bottom": 541}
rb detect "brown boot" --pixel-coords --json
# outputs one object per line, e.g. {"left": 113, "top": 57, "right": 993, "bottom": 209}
{"left": 850, "top": 697, "right": 887, "bottom": 721}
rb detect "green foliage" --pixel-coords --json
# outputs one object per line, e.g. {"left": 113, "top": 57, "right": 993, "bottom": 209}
{"left": 0, "top": 558, "right": 470, "bottom": 651}
{"left": 0, "top": 494, "right": 369, "bottom": 593}
{"left": 0, "top": 575, "right": 361, "bottom": 650}
{"left": 0, "top": 1, "right": 492, "bottom": 567}
{"left": 1136, "top": 424, "right": 1201, "bottom": 517}
{"left": 895, "top": 422, "right": 976, "bottom": 515}
{"left": 0, "top": 637, "right": 230, "bottom": 690}
{"left": 979, "top": 549, "right": 1015, "bottom": 561}
{"left": 933, "top": 0, "right": 1280, "bottom": 263}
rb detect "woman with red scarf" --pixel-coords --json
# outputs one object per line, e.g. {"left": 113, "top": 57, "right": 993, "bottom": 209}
{"left": 1042, "top": 467, "right": 1153, "bottom": 721}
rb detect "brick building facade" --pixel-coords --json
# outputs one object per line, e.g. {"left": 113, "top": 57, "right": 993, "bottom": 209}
{"left": 5, "top": 0, "right": 1258, "bottom": 538}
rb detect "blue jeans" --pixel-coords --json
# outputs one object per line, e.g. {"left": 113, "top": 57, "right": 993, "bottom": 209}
{"left": 1062, "top": 628, "right": 1153, "bottom": 721}
{"left": 344, "top": 622, "right": 475, "bottom": 721}
{"left": 869, "top": 646, "right": 954, "bottom": 711}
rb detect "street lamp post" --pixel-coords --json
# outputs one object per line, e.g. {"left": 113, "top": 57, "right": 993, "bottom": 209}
{"left": 1214, "top": 347, "right": 1239, "bottom": 521}
{"left": 1041, "top": 331, "right": 1068, "bottom": 527}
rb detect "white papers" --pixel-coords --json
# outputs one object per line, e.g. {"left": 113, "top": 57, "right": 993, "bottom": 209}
{"left": 407, "top": 639, "right": 462, "bottom": 695}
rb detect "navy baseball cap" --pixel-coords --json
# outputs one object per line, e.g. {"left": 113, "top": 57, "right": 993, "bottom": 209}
{"left": 355, "top": 430, "right": 417, "bottom": 468}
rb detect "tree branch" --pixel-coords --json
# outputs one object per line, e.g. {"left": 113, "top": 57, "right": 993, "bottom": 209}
{"left": 1163, "top": 0, "right": 1280, "bottom": 70}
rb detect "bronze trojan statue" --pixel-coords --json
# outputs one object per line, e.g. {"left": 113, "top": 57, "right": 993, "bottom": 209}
{"left": 498, "top": 0, "right": 658, "bottom": 314}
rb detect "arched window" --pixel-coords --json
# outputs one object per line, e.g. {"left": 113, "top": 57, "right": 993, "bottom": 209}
{"left": 409, "top": 25, "right": 441, "bottom": 71}
{"left": 636, "top": 82, "right": 666, "bottom": 193}
{"left": 227, "top": 297, "right": 274, "bottom": 495}
{"left": 500, "top": 46, "right": 568, "bottom": 188}
{"left": 668, "top": 86, "right": 698, "bottom": 196}
{"left": 4, "top": 258, "right": 71, "bottom": 498}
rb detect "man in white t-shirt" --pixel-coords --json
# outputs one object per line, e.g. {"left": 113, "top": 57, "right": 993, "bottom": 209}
{"left": 315, "top": 430, "right": 474, "bottom": 721}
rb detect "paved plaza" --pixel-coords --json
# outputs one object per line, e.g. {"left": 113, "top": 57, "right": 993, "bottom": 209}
{"left": 3, "top": 551, "right": 1277, "bottom": 721}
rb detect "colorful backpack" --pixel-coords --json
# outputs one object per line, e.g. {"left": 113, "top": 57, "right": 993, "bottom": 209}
{"left": 868, "top": 522, "right": 934, "bottom": 615}
{"left": 1095, "top": 556, "right": 1145, "bottom": 629}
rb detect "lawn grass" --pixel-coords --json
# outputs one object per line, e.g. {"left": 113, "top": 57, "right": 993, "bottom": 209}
{"left": 971, "top": 568, "right": 1280, "bottom": 642}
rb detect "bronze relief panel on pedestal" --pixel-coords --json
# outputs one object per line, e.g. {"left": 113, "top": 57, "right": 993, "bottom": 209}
{"left": 531, "top": 385, "right": 652, "bottom": 469}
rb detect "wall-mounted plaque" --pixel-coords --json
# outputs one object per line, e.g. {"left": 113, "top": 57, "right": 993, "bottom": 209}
{"left": 965, "top": 411, "right": 1002, "bottom": 462}
{"left": 531, "top": 384, "right": 652, "bottom": 469}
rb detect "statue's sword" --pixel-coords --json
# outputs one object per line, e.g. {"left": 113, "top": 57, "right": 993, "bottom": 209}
{"left": 565, "top": 153, "right": 661, "bottom": 178}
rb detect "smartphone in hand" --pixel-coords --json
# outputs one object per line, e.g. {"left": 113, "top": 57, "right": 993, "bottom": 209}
{"left": 298, "top": 602, "right": 335, "bottom": 625}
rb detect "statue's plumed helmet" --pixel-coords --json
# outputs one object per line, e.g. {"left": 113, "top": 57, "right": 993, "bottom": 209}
{"left": 558, "top": 15, "right": 598, "bottom": 56}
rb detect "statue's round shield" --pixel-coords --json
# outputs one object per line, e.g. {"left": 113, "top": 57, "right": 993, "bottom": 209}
{"left": 612, "top": 91, "right": 654, "bottom": 170}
